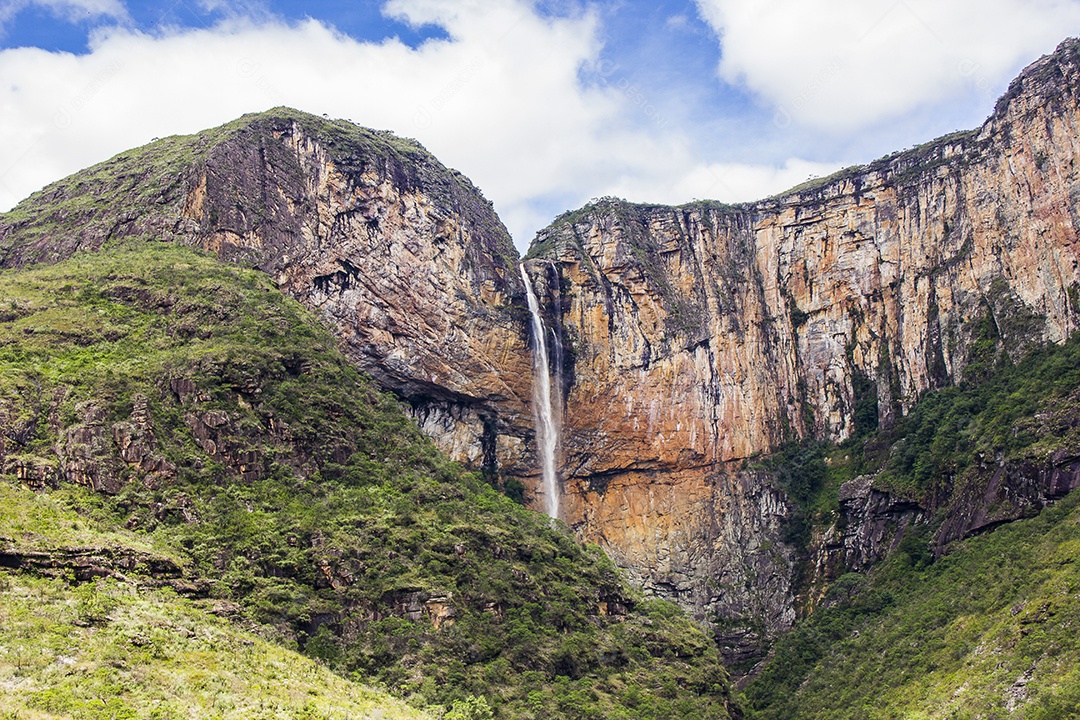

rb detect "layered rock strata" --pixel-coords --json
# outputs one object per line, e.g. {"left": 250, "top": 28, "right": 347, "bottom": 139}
{"left": 525, "top": 39, "right": 1080, "bottom": 651}
{"left": 0, "top": 110, "right": 536, "bottom": 478}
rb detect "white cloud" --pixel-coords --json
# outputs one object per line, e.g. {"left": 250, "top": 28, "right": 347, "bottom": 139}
{"left": 5, "top": 0, "right": 1057, "bottom": 250}
{"left": 0, "top": 1, "right": 622, "bottom": 245}
{"left": 0, "top": 1, "right": 666, "bottom": 247}
{"left": 2, "top": 0, "right": 818, "bottom": 248}
{"left": 665, "top": 14, "right": 689, "bottom": 30}
{"left": 597, "top": 155, "right": 843, "bottom": 207}
{"left": 192, "top": 0, "right": 274, "bottom": 23}
{"left": 695, "top": 0, "right": 1080, "bottom": 131}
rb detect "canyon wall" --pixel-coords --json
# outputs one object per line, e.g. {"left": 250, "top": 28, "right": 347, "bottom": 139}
{"left": 4, "top": 40, "right": 1080, "bottom": 666}
{"left": 525, "top": 39, "right": 1080, "bottom": 652}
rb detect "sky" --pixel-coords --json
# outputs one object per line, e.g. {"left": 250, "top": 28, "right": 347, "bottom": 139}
{"left": 1, "top": 1, "right": 1079, "bottom": 251}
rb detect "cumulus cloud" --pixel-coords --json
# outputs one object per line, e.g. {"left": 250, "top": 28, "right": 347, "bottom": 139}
{"left": 8, "top": 0, "right": 1012, "bottom": 248}
{"left": 695, "top": 0, "right": 1080, "bottom": 131}
{"left": 0, "top": 2, "right": 614, "bottom": 243}
{"left": 0, "top": 0, "right": 829, "bottom": 247}
{"left": 602, "top": 157, "right": 843, "bottom": 206}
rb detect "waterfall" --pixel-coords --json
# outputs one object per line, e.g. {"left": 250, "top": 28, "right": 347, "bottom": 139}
{"left": 519, "top": 264, "right": 561, "bottom": 520}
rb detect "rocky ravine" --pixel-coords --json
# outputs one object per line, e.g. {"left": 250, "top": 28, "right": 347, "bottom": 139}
{"left": 525, "top": 39, "right": 1080, "bottom": 657}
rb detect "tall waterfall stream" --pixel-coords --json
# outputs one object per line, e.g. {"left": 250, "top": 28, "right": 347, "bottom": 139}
{"left": 519, "top": 264, "right": 561, "bottom": 520}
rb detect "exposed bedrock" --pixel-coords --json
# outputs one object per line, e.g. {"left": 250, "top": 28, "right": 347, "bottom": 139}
{"left": 524, "top": 39, "right": 1080, "bottom": 655}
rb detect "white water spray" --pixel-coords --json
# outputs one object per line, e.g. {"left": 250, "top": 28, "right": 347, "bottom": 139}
{"left": 520, "top": 264, "right": 561, "bottom": 520}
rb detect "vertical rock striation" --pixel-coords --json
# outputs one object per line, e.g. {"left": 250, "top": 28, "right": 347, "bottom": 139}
{"left": 0, "top": 110, "right": 538, "bottom": 481}
{"left": 526, "top": 39, "right": 1080, "bottom": 655}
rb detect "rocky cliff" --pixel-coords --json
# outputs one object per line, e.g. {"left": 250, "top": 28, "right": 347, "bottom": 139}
{"left": 0, "top": 109, "right": 535, "bottom": 481}
{"left": 5, "top": 40, "right": 1080, "bottom": 672}
{"left": 525, "top": 39, "right": 1080, "bottom": 655}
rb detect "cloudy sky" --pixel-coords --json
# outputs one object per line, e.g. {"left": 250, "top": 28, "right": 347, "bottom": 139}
{"left": 2, "top": 0, "right": 1079, "bottom": 250}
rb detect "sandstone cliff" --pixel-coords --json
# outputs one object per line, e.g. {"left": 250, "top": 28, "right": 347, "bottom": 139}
{"left": 0, "top": 110, "right": 535, "bottom": 479}
{"left": 525, "top": 39, "right": 1080, "bottom": 655}
{"left": 5, "top": 39, "right": 1080, "bottom": 672}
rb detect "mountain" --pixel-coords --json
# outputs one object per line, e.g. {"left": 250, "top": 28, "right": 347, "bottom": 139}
{"left": 3, "top": 35, "right": 1080, "bottom": 719}
{"left": 521, "top": 37, "right": 1080, "bottom": 661}
{"left": 739, "top": 336, "right": 1080, "bottom": 718}
{"left": 0, "top": 244, "right": 735, "bottom": 718}
{"left": 0, "top": 107, "right": 533, "bottom": 483}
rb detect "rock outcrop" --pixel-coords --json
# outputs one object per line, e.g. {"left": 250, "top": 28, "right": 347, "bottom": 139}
{"left": 934, "top": 451, "right": 1080, "bottom": 549}
{"left": 805, "top": 448, "right": 1080, "bottom": 606}
{"left": 0, "top": 110, "right": 535, "bottom": 481}
{"left": 525, "top": 38, "right": 1080, "bottom": 653}
{"left": 809, "top": 475, "right": 927, "bottom": 592}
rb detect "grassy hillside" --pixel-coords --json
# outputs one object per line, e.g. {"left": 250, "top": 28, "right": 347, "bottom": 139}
{"left": 0, "top": 484, "right": 429, "bottom": 720}
{"left": 741, "top": 487, "right": 1080, "bottom": 719}
{"left": 0, "top": 241, "right": 734, "bottom": 720}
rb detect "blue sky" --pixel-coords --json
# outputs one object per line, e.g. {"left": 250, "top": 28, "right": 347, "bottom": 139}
{"left": 1, "top": 1, "right": 451, "bottom": 52}
{"left": 2, "top": 0, "right": 1079, "bottom": 249}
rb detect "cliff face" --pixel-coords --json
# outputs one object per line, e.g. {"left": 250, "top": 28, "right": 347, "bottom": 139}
{"left": 0, "top": 110, "right": 536, "bottom": 479}
{"left": 527, "top": 39, "right": 1080, "bottom": 650}
{"left": 5, "top": 40, "right": 1080, "bottom": 671}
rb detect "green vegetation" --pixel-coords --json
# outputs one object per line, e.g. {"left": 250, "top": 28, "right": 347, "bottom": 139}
{"left": 675, "top": 199, "right": 741, "bottom": 214}
{"left": 0, "top": 482, "right": 428, "bottom": 720}
{"left": 0, "top": 243, "right": 733, "bottom": 719}
{"left": 0, "top": 121, "right": 232, "bottom": 246}
{"left": 741, "top": 323, "right": 1080, "bottom": 718}
{"left": 0, "top": 480, "right": 170, "bottom": 557}
{"left": 741, "top": 488, "right": 1080, "bottom": 719}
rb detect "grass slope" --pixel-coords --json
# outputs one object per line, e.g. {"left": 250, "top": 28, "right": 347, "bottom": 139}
{"left": 0, "top": 484, "right": 428, "bottom": 720}
{"left": 741, "top": 488, "right": 1080, "bottom": 719}
{"left": 0, "top": 242, "right": 733, "bottom": 720}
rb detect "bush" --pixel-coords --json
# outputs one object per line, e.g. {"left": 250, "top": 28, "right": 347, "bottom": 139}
{"left": 445, "top": 695, "right": 494, "bottom": 720}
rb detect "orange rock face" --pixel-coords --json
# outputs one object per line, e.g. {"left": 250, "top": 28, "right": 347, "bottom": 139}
{"left": 525, "top": 40, "right": 1080, "bottom": 649}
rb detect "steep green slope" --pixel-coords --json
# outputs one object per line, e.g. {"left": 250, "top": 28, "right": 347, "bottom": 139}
{"left": 741, "top": 488, "right": 1080, "bottom": 719}
{"left": 0, "top": 242, "right": 735, "bottom": 720}
{"left": 741, "top": 333, "right": 1080, "bottom": 718}
{"left": 0, "top": 484, "right": 429, "bottom": 720}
